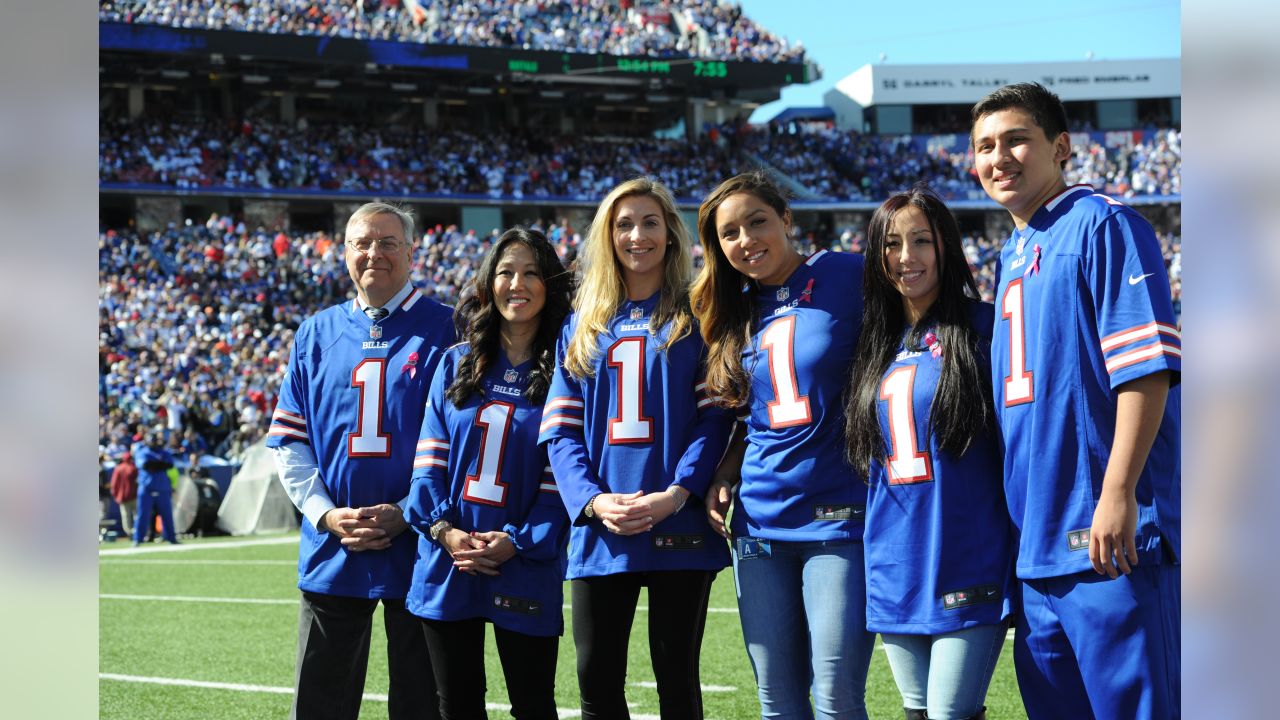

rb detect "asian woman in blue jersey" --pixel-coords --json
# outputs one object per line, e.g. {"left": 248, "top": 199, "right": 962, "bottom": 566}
{"left": 844, "top": 186, "right": 1014, "bottom": 720}
{"left": 539, "top": 177, "right": 733, "bottom": 720}
{"left": 405, "top": 227, "right": 573, "bottom": 720}
{"left": 691, "top": 171, "right": 874, "bottom": 720}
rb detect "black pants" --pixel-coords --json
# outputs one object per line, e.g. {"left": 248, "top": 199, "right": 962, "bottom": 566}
{"left": 572, "top": 570, "right": 716, "bottom": 720}
{"left": 292, "top": 591, "right": 439, "bottom": 720}
{"left": 420, "top": 617, "right": 560, "bottom": 720}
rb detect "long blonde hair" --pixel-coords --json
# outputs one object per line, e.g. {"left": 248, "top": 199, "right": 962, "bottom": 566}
{"left": 564, "top": 177, "right": 694, "bottom": 378}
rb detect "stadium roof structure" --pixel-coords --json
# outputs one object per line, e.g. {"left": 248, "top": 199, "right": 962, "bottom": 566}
{"left": 831, "top": 58, "right": 1180, "bottom": 108}
{"left": 765, "top": 106, "right": 835, "bottom": 125}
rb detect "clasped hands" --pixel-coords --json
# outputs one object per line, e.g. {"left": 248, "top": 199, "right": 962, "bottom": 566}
{"left": 593, "top": 487, "right": 689, "bottom": 536}
{"left": 321, "top": 504, "right": 408, "bottom": 552}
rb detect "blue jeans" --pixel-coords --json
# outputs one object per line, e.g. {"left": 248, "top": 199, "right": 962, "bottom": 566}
{"left": 881, "top": 622, "right": 1007, "bottom": 719}
{"left": 733, "top": 538, "right": 876, "bottom": 720}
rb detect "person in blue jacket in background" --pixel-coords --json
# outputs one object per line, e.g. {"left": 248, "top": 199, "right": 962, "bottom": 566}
{"left": 132, "top": 427, "right": 179, "bottom": 546}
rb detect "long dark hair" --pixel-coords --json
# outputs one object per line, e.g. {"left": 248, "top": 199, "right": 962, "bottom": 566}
{"left": 690, "top": 171, "right": 793, "bottom": 408}
{"left": 447, "top": 227, "right": 573, "bottom": 407}
{"left": 844, "top": 184, "right": 993, "bottom": 477}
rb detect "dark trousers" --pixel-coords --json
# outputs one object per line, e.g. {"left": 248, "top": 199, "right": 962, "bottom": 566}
{"left": 420, "top": 617, "right": 560, "bottom": 720}
{"left": 572, "top": 570, "right": 716, "bottom": 720}
{"left": 292, "top": 591, "right": 439, "bottom": 720}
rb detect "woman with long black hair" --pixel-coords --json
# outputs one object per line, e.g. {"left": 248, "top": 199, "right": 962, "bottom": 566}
{"left": 405, "top": 227, "right": 573, "bottom": 720}
{"left": 844, "top": 185, "right": 1014, "bottom": 720}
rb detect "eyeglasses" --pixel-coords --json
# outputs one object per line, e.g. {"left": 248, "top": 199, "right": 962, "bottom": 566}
{"left": 346, "top": 238, "right": 407, "bottom": 254}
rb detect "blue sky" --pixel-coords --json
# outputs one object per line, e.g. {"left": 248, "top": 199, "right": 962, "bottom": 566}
{"left": 737, "top": 0, "right": 1181, "bottom": 122}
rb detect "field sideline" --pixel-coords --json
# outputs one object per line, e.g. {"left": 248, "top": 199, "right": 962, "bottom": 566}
{"left": 100, "top": 533, "right": 1029, "bottom": 719}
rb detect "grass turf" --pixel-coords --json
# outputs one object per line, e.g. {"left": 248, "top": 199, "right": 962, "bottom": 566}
{"left": 100, "top": 533, "right": 1027, "bottom": 719}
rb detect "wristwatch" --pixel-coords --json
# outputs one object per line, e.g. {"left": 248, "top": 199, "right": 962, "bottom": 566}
{"left": 429, "top": 520, "right": 452, "bottom": 542}
{"left": 584, "top": 494, "right": 599, "bottom": 519}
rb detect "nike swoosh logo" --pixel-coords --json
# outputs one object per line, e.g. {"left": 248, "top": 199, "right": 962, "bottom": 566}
{"left": 1128, "top": 272, "right": 1154, "bottom": 285}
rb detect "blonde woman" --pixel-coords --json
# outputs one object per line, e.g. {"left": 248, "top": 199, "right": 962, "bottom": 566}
{"left": 539, "top": 177, "right": 732, "bottom": 719}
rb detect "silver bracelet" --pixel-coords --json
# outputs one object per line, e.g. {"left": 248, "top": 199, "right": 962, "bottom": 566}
{"left": 667, "top": 486, "right": 689, "bottom": 515}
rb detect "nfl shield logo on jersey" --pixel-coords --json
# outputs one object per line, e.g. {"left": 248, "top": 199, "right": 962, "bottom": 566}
{"left": 369, "top": 324, "right": 382, "bottom": 339}
{"left": 504, "top": 369, "right": 518, "bottom": 383}
{"left": 776, "top": 286, "right": 790, "bottom": 302}
{"left": 630, "top": 307, "right": 644, "bottom": 320}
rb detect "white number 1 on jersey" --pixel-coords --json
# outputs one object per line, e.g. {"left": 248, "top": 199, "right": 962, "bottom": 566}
{"left": 607, "top": 337, "right": 655, "bottom": 443}
{"left": 349, "top": 359, "right": 391, "bottom": 457}
{"left": 463, "top": 401, "right": 515, "bottom": 506}
{"left": 761, "top": 316, "right": 812, "bottom": 428}
{"left": 1001, "top": 278, "right": 1035, "bottom": 406}
{"left": 880, "top": 366, "right": 933, "bottom": 484}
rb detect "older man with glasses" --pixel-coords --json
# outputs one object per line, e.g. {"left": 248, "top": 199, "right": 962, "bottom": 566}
{"left": 269, "top": 201, "right": 456, "bottom": 720}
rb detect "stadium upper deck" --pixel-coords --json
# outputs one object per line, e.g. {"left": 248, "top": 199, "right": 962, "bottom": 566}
{"left": 98, "top": 0, "right": 805, "bottom": 63}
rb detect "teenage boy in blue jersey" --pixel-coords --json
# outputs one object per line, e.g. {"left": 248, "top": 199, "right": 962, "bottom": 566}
{"left": 972, "top": 82, "right": 1181, "bottom": 719}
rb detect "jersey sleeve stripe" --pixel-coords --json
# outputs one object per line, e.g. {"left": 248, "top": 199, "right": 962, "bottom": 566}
{"left": 400, "top": 289, "right": 422, "bottom": 311}
{"left": 1100, "top": 321, "right": 1182, "bottom": 352}
{"left": 538, "top": 481, "right": 559, "bottom": 493}
{"left": 544, "top": 397, "right": 585, "bottom": 412}
{"left": 272, "top": 408, "right": 306, "bottom": 425}
{"left": 805, "top": 249, "right": 828, "bottom": 266}
{"left": 416, "top": 439, "right": 449, "bottom": 450}
{"left": 539, "top": 416, "right": 584, "bottom": 433}
{"left": 696, "top": 397, "right": 715, "bottom": 410}
{"left": 413, "top": 457, "right": 448, "bottom": 469}
{"left": 268, "top": 426, "right": 309, "bottom": 441}
{"left": 1105, "top": 342, "right": 1182, "bottom": 374}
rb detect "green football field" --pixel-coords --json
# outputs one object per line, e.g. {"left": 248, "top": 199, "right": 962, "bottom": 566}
{"left": 99, "top": 533, "right": 1028, "bottom": 719}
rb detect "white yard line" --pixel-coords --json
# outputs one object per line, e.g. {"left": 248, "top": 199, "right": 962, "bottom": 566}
{"left": 99, "top": 536, "right": 297, "bottom": 556}
{"left": 100, "top": 559, "right": 296, "bottom": 566}
{"left": 99, "top": 673, "right": 655, "bottom": 719}
{"left": 100, "top": 593, "right": 296, "bottom": 605}
{"left": 631, "top": 681, "right": 736, "bottom": 692}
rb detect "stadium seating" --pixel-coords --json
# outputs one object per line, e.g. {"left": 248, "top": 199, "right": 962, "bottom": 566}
{"left": 97, "top": 0, "right": 805, "bottom": 62}
{"left": 99, "top": 116, "right": 1181, "bottom": 202}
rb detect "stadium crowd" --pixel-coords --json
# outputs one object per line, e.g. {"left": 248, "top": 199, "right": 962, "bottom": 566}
{"left": 99, "top": 211, "right": 1179, "bottom": 467}
{"left": 743, "top": 125, "right": 1183, "bottom": 201}
{"left": 99, "top": 115, "right": 1182, "bottom": 202}
{"left": 99, "top": 115, "right": 743, "bottom": 201}
{"left": 97, "top": 0, "right": 805, "bottom": 63}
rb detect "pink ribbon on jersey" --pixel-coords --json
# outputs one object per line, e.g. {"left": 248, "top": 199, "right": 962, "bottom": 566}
{"left": 1024, "top": 244, "right": 1041, "bottom": 277}
{"left": 924, "top": 330, "right": 942, "bottom": 358}
{"left": 402, "top": 351, "right": 419, "bottom": 379}
{"left": 799, "top": 278, "right": 815, "bottom": 303}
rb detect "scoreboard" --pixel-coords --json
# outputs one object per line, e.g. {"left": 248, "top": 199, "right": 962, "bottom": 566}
{"left": 100, "top": 22, "right": 813, "bottom": 90}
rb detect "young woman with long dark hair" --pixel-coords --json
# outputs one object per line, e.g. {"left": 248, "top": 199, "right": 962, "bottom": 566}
{"left": 691, "top": 171, "right": 875, "bottom": 719}
{"left": 405, "top": 227, "right": 573, "bottom": 720}
{"left": 844, "top": 185, "right": 1013, "bottom": 720}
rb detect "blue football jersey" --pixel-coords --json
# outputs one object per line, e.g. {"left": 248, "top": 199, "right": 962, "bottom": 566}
{"left": 991, "top": 185, "right": 1181, "bottom": 579}
{"left": 405, "top": 345, "right": 568, "bottom": 637}
{"left": 539, "top": 292, "right": 733, "bottom": 579}
{"left": 864, "top": 302, "right": 1014, "bottom": 634}
{"left": 267, "top": 290, "right": 455, "bottom": 598}
{"left": 732, "top": 250, "right": 868, "bottom": 542}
